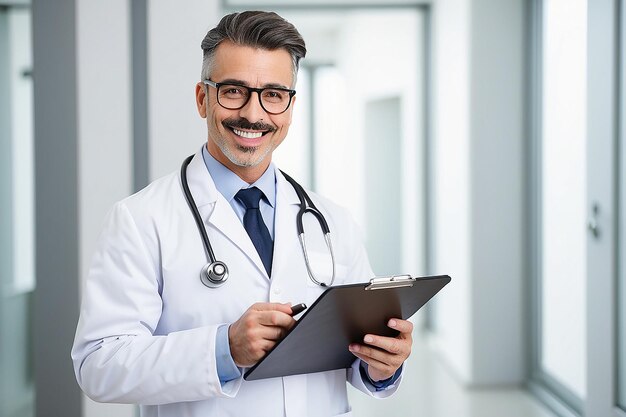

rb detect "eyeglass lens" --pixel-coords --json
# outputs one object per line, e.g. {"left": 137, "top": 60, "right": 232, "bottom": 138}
{"left": 217, "top": 84, "right": 292, "bottom": 114}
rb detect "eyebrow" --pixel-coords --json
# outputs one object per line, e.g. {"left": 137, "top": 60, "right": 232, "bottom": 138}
{"left": 217, "top": 78, "right": 292, "bottom": 90}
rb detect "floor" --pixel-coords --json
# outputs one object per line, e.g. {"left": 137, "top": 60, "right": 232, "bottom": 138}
{"left": 348, "top": 334, "right": 556, "bottom": 417}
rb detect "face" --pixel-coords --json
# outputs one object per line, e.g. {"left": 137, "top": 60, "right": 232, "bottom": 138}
{"left": 195, "top": 41, "right": 296, "bottom": 183}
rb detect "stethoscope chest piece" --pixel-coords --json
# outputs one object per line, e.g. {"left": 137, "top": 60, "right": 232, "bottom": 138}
{"left": 201, "top": 261, "right": 229, "bottom": 288}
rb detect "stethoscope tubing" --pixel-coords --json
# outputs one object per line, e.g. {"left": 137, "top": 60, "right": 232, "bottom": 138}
{"left": 280, "top": 170, "right": 335, "bottom": 287}
{"left": 181, "top": 155, "right": 335, "bottom": 288}
{"left": 181, "top": 155, "right": 230, "bottom": 287}
{"left": 181, "top": 155, "right": 216, "bottom": 262}
{"left": 280, "top": 170, "right": 331, "bottom": 235}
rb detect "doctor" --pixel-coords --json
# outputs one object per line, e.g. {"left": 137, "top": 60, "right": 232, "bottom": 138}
{"left": 72, "top": 10, "right": 413, "bottom": 417}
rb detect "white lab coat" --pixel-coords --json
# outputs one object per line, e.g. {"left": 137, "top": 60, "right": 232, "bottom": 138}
{"left": 71, "top": 150, "right": 402, "bottom": 417}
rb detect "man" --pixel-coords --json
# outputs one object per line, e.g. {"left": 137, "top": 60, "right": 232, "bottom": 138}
{"left": 72, "top": 11, "right": 412, "bottom": 416}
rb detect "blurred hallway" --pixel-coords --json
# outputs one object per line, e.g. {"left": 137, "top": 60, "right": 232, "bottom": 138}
{"left": 1, "top": 0, "right": 625, "bottom": 416}
{"left": 349, "top": 333, "right": 555, "bottom": 417}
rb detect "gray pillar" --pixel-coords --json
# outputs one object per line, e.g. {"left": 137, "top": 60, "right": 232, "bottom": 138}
{"left": 131, "top": 0, "right": 150, "bottom": 192}
{"left": 32, "top": 0, "right": 82, "bottom": 416}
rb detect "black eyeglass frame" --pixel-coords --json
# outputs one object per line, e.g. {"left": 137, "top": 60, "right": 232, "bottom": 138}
{"left": 203, "top": 79, "right": 296, "bottom": 115}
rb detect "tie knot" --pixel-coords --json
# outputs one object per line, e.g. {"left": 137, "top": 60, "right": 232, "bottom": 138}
{"left": 236, "top": 187, "right": 265, "bottom": 209}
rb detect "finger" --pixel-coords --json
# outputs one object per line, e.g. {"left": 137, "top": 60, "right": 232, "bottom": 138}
{"left": 255, "top": 324, "right": 289, "bottom": 341}
{"left": 257, "top": 310, "right": 296, "bottom": 328}
{"left": 349, "top": 351, "right": 396, "bottom": 379}
{"left": 387, "top": 318, "right": 414, "bottom": 334}
{"left": 349, "top": 343, "right": 403, "bottom": 368}
{"left": 251, "top": 302, "right": 293, "bottom": 315}
{"left": 248, "top": 338, "right": 279, "bottom": 360}
{"left": 362, "top": 334, "right": 411, "bottom": 357}
{"left": 235, "top": 312, "right": 292, "bottom": 342}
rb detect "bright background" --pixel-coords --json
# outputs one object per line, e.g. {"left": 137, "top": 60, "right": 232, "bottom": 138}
{"left": 0, "top": 0, "right": 623, "bottom": 416}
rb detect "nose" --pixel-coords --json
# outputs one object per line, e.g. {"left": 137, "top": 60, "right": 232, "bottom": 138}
{"left": 238, "top": 91, "right": 267, "bottom": 122}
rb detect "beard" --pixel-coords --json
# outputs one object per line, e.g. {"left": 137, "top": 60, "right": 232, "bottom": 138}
{"left": 219, "top": 140, "right": 273, "bottom": 168}
{"left": 216, "top": 117, "right": 277, "bottom": 168}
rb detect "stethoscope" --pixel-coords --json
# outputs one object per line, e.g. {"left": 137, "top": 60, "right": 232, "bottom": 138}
{"left": 180, "top": 155, "right": 336, "bottom": 289}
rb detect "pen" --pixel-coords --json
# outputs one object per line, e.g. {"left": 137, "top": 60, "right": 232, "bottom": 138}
{"left": 290, "top": 303, "right": 307, "bottom": 316}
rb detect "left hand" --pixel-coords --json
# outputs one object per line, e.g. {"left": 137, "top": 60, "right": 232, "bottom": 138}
{"left": 348, "top": 318, "right": 413, "bottom": 381}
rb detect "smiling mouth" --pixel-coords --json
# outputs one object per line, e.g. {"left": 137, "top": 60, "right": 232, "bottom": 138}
{"left": 223, "top": 118, "right": 276, "bottom": 139}
{"left": 232, "top": 128, "right": 266, "bottom": 139}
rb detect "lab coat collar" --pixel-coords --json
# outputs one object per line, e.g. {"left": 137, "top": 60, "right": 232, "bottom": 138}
{"left": 274, "top": 166, "right": 302, "bottom": 207}
{"left": 184, "top": 148, "right": 306, "bottom": 280}
{"left": 186, "top": 149, "right": 268, "bottom": 278}
{"left": 185, "top": 148, "right": 220, "bottom": 207}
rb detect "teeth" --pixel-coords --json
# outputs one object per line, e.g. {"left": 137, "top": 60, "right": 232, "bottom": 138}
{"left": 233, "top": 129, "right": 263, "bottom": 139}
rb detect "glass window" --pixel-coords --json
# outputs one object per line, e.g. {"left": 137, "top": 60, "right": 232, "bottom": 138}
{"left": 539, "top": 0, "right": 587, "bottom": 402}
{"left": 0, "top": 5, "right": 35, "bottom": 417}
{"left": 7, "top": 6, "right": 35, "bottom": 295}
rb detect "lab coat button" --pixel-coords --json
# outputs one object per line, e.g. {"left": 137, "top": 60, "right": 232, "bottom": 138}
{"left": 273, "top": 287, "right": 281, "bottom": 295}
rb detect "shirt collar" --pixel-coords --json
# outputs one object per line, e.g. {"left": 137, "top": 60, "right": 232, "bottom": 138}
{"left": 202, "top": 145, "right": 276, "bottom": 207}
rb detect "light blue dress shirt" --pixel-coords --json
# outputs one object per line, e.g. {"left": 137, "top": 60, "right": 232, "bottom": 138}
{"left": 201, "top": 146, "right": 400, "bottom": 390}
{"left": 202, "top": 146, "right": 276, "bottom": 238}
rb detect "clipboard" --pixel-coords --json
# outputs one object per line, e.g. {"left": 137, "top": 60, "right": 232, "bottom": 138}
{"left": 244, "top": 274, "right": 451, "bottom": 381}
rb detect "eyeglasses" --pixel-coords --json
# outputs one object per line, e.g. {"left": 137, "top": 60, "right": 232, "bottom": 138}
{"left": 203, "top": 79, "right": 296, "bottom": 115}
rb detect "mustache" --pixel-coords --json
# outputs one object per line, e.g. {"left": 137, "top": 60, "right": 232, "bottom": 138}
{"left": 223, "top": 118, "right": 277, "bottom": 132}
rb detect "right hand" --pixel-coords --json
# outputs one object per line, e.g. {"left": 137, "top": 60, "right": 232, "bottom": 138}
{"left": 228, "top": 302, "right": 296, "bottom": 367}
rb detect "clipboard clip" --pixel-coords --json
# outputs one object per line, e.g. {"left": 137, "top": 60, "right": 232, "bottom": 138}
{"left": 365, "top": 275, "right": 415, "bottom": 290}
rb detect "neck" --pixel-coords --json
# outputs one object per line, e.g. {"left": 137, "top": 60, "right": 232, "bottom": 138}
{"left": 206, "top": 144, "right": 270, "bottom": 184}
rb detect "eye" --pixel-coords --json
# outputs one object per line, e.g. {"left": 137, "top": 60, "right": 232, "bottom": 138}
{"left": 221, "top": 85, "right": 247, "bottom": 97}
{"left": 263, "top": 89, "right": 286, "bottom": 102}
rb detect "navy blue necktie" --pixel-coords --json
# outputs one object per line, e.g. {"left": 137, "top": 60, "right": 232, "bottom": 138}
{"left": 236, "top": 187, "right": 274, "bottom": 276}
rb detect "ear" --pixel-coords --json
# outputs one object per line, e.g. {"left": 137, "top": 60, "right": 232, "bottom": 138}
{"left": 286, "top": 94, "right": 296, "bottom": 121}
{"left": 195, "top": 82, "right": 207, "bottom": 118}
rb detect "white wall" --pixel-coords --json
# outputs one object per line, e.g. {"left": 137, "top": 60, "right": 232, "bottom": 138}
{"left": 469, "top": 0, "right": 525, "bottom": 385}
{"left": 540, "top": 0, "right": 587, "bottom": 397}
{"left": 319, "top": 10, "right": 424, "bottom": 275}
{"left": 148, "top": 0, "right": 218, "bottom": 180}
{"left": 430, "top": 0, "right": 473, "bottom": 383}
{"left": 430, "top": 0, "right": 526, "bottom": 386}
{"left": 77, "top": 2, "right": 133, "bottom": 416}
{"left": 275, "top": 9, "right": 424, "bottom": 277}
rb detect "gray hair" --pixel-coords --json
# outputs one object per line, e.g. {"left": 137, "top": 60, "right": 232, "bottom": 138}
{"left": 200, "top": 11, "right": 307, "bottom": 86}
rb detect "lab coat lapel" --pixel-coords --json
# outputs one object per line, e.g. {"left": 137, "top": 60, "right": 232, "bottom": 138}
{"left": 186, "top": 150, "right": 269, "bottom": 278}
{"left": 206, "top": 198, "right": 269, "bottom": 277}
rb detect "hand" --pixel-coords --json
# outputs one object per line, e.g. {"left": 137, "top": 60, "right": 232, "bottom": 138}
{"left": 228, "top": 302, "right": 296, "bottom": 367}
{"left": 348, "top": 318, "right": 413, "bottom": 381}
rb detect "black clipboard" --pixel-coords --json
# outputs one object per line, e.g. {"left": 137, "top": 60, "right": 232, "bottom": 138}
{"left": 244, "top": 274, "right": 451, "bottom": 381}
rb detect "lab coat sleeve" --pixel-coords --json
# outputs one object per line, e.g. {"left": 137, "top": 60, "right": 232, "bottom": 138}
{"left": 348, "top": 359, "right": 403, "bottom": 398}
{"left": 340, "top": 210, "right": 404, "bottom": 398}
{"left": 71, "top": 202, "right": 243, "bottom": 404}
